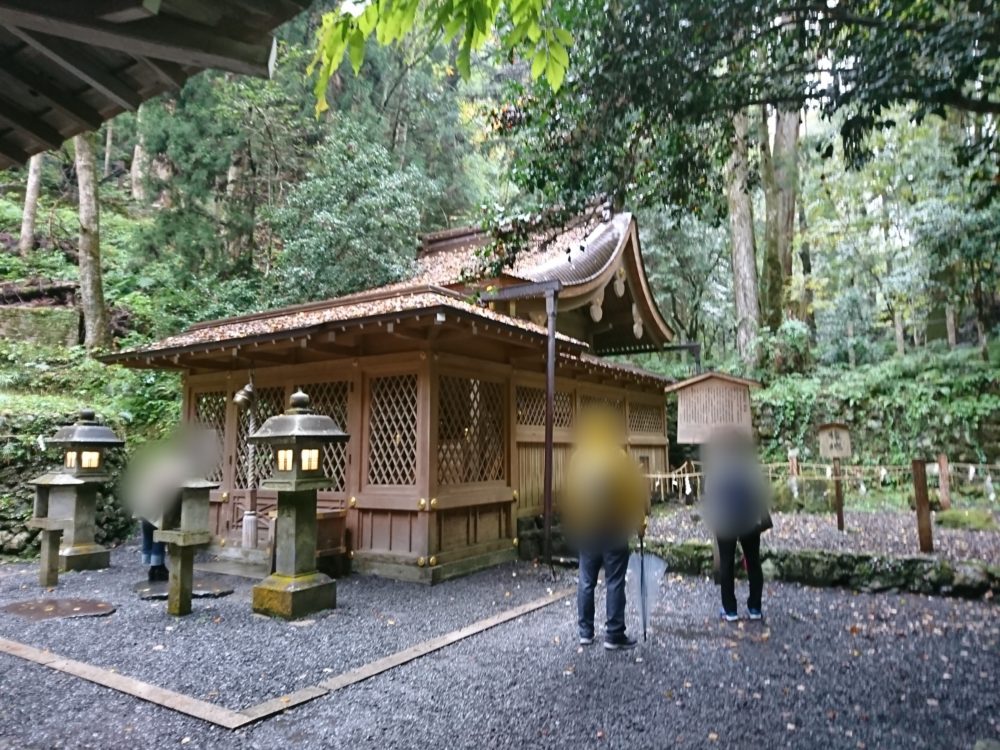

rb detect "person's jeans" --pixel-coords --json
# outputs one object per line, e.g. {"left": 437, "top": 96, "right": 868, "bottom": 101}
{"left": 577, "top": 544, "right": 630, "bottom": 639}
{"left": 717, "top": 531, "right": 763, "bottom": 614}
{"left": 141, "top": 519, "right": 165, "bottom": 566}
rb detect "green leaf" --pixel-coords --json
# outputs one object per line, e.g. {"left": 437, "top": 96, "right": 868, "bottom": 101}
{"left": 348, "top": 29, "right": 366, "bottom": 74}
{"left": 545, "top": 54, "right": 565, "bottom": 91}
{"left": 531, "top": 48, "right": 547, "bottom": 79}
{"left": 553, "top": 27, "right": 574, "bottom": 46}
{"left": 549, "top": 42, "right": 569, "bottom": 68}
{"left": 527, "top": 22, "right": 541, "bottom": 43}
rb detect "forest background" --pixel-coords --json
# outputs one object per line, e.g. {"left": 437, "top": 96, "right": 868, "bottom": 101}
{"left": 0, "top": 0, "right": 998, "bottom": 498}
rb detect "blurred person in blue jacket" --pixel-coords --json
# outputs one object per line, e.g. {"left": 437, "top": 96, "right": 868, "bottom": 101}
{"left": 702, "top": 428, "right": 772, "bottom": 622}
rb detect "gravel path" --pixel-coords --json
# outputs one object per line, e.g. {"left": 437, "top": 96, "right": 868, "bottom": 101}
{"left": 649, "top": 508, "right": 1000, "bottom": 564}
{"left": 1, "top": 551, "right": 998, "bottom": 749}
{"left": 0, "top": 546, "right": 568, "bottom": 712}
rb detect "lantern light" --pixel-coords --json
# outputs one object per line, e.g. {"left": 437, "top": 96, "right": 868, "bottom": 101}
{"left": 248, "top": 390, "right": 348, "bottom": 492}
{"left": 47, "top": 408, "right": 124, "bottom": 481}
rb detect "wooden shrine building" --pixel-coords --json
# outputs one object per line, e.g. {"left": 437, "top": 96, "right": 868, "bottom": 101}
{"left": 104, "top": 212, "right": 676, "bottom": 582}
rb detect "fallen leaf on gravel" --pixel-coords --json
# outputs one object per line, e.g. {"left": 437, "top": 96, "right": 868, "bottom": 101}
{"left": 787, "top": 723, "right": 796, "bottom": 731}
{"left": 386, "top": 619, "right": 396, "bottom": 626}
{"left": 576, "top": 647, "right": 583, "bottom": 654}
{"left": 596, "top": 730, "right": 604, "bottom": 740}
{"left": 181, "top": 738, "right": 190, "bottom": 745}
{"left": 553, "top": 636, "right": 560, "bottom": 645}
{"left": 281, "top": 697, "right": 290, "bottom": 704}
{"left": 926, "top": 698, "right": 939, "bottom": 707}
{"left": 213, "top": 617, "right": 223, "bottom": 624}
{"left": 152, "top": 644, "right": 164, "bottom": 651}
{"left": 708, "top": 732, "right": 719, "bottom": 742}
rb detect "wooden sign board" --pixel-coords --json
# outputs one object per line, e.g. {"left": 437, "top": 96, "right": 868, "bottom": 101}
{"left": 818, "top": 423, "right": 852, "bottom": 459}
{"left": 667, "top": 373, "right": 758, "bottom": 445}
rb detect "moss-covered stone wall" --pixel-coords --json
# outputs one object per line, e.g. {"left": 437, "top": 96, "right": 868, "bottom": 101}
{"left": 0, "top": 409, "right": 131, "bottom": 556}
{"left": 0, "top": 306, "right": 79, "bottom": 348}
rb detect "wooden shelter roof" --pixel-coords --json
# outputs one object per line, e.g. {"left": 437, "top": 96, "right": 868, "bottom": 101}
{"left": 103, "top": 212, "right": 676, "bottom": 390}
{"left": 102, "top": 286, "right": 587, "bottom": 365}
{"left": 0, "top": 0, "right": 309, "bottom": 170}
{"left": 663, "top": 371, "right": 761, "bottom": 394}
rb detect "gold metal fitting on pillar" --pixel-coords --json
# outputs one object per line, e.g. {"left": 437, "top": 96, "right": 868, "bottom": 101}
{"left": 512, "top": 490, "right": 519, "bottom": 501}
{"left": 428, "top": 556, "right": 437, "bottom": 566}
{"left": 417, "top": 556, "right": 426, "bottom": 567}
{"left": 348, "top": 550, "right": 354, "bottom": 559}
{"left": 512, "top": 537, "right": 519, "bottom": 547}
{"left": 418, "top": 498, "right": 427, "bottom": 510}
{"left": 349, "top": 496, "right": 357, "bottom": 508}
{"left": 430, "top": 498, "right": 438, "bottom": 509}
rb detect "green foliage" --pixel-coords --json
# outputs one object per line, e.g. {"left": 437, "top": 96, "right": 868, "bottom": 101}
{"left": 936, "top": 509, "right": 998, "bottom": 532}
{"left": 753, "top": 347, "right": 1000, "bottom": 465}
{"left": 756, "top": 320, "right": 814, "bottom": 376}
{"left": 310, "top": 0, "right": 573, "bottom": 115}
{"left": 267, "top": 121, "right": 429, "bottom": 304}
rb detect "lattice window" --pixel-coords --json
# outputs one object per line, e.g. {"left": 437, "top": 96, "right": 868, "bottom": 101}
{"left": 628, "top": 402, "right": 666, "bottom": 435}
{"left": 297, "top": 380, "right": 349, "bottom": 492}
{"left": 580, "top": 393, "right": 626, "bottom": 416}
{"left": 515, "top": 385, "right": 574, "bottom": 428}
{"left": 438, "top": 376, "right": 505, "bottom": 484}
{"left": 193, "top": 391, "right": 227, "bottom": 483}
{"left": 367, "top": 374, "right": 418, "bottom": 486}
{"left": 234, "top": 386, "right": 285, "bottom": 490}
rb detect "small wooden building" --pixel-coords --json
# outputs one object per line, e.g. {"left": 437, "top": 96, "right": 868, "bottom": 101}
{"left": 665, "top": 372, "right": 761, "bottom": 445}
{"left": 104, "top": 213, "right": 675, "bottom": 582}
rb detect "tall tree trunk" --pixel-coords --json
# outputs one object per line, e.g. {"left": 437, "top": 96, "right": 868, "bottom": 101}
{"left": 75, "top": 133, "right": 111, "bottom": 350}
{"left": 758, "top": 106, "right": 799, "bottom": 331}
{"left": 945, "top": 303, "right": 957, "bottom": 348}
{"left": 773, "top": 109, "right": 799, "bottom": 280}
{"left": 893, "top": 309, "right": 906, "bottom": 357}
{"left": 726, "top": 110, "right": 761, "bottom": 364}
{"left": 847, "top": 320, "right": 856, "bottom": 368}
{"left": 18, "top": 153, "right": 43, "bottom": 256}
{"left": 131, "top": 106, "right": 148, "bottom": 201}
{"left": 103, "top": 122, "right": 113, "bottom": 178}
{"left": 797, "top": 203, "right": 816, "bottom": 335}
{"left": 758, "top": 106, "right": 783, "bottom": 332}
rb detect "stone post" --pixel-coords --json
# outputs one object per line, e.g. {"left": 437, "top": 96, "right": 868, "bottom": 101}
{"left": 154, "top": 479, "right": 215, "bottom": 616}
{"left": 252, "top": 489, "right": 335, "bottom": 618}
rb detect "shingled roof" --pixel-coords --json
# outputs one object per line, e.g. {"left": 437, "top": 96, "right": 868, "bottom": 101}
{"left": 104, "top": 211, "right": 675, "bottom": 370}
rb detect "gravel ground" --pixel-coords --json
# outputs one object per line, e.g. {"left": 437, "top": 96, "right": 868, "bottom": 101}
{"left": 1, "top": 550, "right": 998, "bottom": 750}
{"left": 649, "top": 508, "right": 1000, "bottom": 564}
{"left": 0, "top": 545, "right": 569, "bottom": 712}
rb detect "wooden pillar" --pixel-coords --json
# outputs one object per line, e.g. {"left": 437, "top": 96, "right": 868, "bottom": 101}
{"left": 912, "top": 460, "right": 934, "bottom": 553}
{"left": 937, "top": 453, "right": 951, "bottom": 510}
{"left": 833, "top": 458, "right": 845, "bottom": 532}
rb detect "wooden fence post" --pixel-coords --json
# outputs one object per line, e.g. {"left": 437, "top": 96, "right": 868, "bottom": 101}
{"left": 833, "top": 457, "right": 845, "bottom": 531}
{"left": 937, "top": 453, "right": 951, "bottom": 510}
{"left": 912, "top": 460, "right": 934, "bottom": 553}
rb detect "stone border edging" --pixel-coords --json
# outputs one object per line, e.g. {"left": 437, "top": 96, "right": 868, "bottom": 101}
{"left": 644, "top": 540, "right": 1000, "bottom": 599}
{"left": 0, "top": 588, "right": 575, "bottom": 729}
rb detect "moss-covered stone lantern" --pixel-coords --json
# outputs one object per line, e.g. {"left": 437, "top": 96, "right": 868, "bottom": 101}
{"left": 28, "top": 409, "right": 124, "bottom": 578}
{"left": 249, "top": 390, "right": 348, "bottom": 619}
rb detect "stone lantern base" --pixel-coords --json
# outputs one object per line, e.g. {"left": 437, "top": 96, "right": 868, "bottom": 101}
{"left": 60, "top": 543, "right": 111, "bottom": 572}
{"left": 252, "top": 572, "right": 336, "bottom": 620}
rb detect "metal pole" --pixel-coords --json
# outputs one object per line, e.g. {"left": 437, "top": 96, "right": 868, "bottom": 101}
{"left": 544, "top": 290, "right": 557, "bottom": 571}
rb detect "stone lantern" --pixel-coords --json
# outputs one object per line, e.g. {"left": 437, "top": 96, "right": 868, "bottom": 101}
{"left": 29, "top": 409, "right": 124, "bottom": 578}
{"left": 249, "top": 390, "right": 348, "bottom": 619}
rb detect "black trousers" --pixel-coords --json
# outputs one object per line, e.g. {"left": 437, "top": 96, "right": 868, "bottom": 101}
{"left": 717, "top": 531, "right": 763, "bottom": 613}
